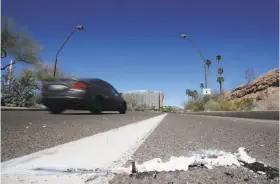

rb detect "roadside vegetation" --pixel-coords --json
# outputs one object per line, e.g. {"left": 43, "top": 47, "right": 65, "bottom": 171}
{"left": 184, "top": 55, "right": 256, "bottom": 112}
{"left": 184, "top": 96, "right": 254, "bottom": 112}
{"left": 1, "top": 16, "right": 68, "bottom": 107}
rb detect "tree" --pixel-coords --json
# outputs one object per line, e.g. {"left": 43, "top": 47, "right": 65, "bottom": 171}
{"left": 217, "top": 76, "right": 224, "bottom": 94}
{"left": 205, "top": 59, "right": 211, "bottom": 69}
{"left": 1, "top": 69, "right": 39, "bottom": 107}
{"left": 218, "top": 67, "right": 224, "bottom": 76}
{"left": 244, "top": 68, "right": 255, "bottom": 83}
{"left": 200, "top": 83, "right": 204, "bottom": 95}
{"left": 186, "top": 89, "right": 191, "bottom": 100}
{"left": 193, "top": 90, "right": 198, "bottom": 100}
{"left": 1, "top": 16, "right": 43, "bottom": 70}
{"left": 216, "top": 55, "right": 222, "bottom": 64}
{"left": 189, "top": 91, "right": 194, "bottom": 100}
{"left": 32, "top": 63, "right": 66, "bottom": 82}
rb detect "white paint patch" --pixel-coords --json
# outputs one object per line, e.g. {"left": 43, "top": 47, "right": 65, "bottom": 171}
{"left": 1, "top": 113, "right": 167, "bottom": 184}
{"left": 117, "top": 147, "right": 257, "bottom": 173}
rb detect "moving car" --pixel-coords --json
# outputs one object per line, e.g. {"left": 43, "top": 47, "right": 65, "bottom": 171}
{"left": 41, "top": 78, "right": 127, "bottom": 114}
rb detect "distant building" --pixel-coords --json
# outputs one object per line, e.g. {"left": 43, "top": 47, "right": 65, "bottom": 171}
{"left": 121, "top": 90, "right": 164, "bottom": 110}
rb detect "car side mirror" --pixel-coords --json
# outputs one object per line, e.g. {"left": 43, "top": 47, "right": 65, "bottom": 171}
{"left": 119, "top": 92, "right": 123, "bottom": 96}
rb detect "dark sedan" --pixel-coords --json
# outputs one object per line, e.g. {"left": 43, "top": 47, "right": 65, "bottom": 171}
{"left": 41, "top": 78, "right": 127, "bottom": 114}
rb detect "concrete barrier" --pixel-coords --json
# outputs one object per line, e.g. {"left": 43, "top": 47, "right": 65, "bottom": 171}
{"left": 184, "top": 111, "right": 279, "bottom": 120}
{"left": 1, "top": 107, "right": 48, "bottom": 111}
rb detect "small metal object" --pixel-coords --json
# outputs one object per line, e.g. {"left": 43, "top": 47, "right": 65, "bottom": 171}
{"left": 130, "top": 160, "right": 137, "bottom": 174}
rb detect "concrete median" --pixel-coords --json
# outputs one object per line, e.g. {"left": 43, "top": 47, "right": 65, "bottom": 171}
{"left": 184, "top": 110, "right": 279, "bottom": 120}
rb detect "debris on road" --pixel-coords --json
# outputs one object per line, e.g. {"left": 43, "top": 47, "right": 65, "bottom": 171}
{"left": 224, "top": 171, "right": 234, "bottom": 178}
{"left": 23, "top": 147, "right": 279, "bottom": 181}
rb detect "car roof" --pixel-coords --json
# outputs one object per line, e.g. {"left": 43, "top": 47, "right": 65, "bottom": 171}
{"left": 78, "top": 78, "right": 105, "bottom": 83}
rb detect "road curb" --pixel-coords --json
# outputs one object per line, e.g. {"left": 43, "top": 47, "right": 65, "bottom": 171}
{"left": 184, "top": 111, "right": 279, "bottom": 120}
{"left": 1, "top": 107, "right": 48, "bottom": 111}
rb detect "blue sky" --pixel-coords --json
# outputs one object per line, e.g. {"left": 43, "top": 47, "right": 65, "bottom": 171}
{"left": 2, "top": 0, "right": 279, "bottom": 106}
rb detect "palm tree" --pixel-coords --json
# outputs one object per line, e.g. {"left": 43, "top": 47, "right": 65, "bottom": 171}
{"left": 216, "top": 55, "right": 222, "bottom": 64}
{"left": 205, "top": 59, "right": 211, "bottom": 69}
{"left": 217, "top": 76, "right": 224, "bottom": 94}
{"left": 186, "top": 89, "right": 191, "bottom": 100}
{"left": 218, "top": 67, "right": 224, "bottom": 77}
{"left": 189, "top": 90, "right": 193, "bottom": 100}
{"left": 200, "top": 83, "right": 204, "bottom": 95}
{"left": 193, "top": 90, "right": 198, "bottom": 100}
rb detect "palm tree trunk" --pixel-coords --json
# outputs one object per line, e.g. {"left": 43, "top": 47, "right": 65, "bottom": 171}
{"left": 220, "top": 82, "right": 222, "bottom": 95}
{"left": 204, "top": 61, "right": 208, "bottom": 88}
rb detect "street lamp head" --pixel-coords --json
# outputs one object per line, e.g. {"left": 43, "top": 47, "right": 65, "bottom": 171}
{"left": 180, "top": 34, "right": 188, "bottom": 38}
{"left": 77, "top": 25, "right": 84, "bottom": 30}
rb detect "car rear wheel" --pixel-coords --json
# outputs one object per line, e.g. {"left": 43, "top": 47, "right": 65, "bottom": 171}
{"left": 49, "top": 107, "right": 65, "bottom": 114}
{"left": 89, "top": 96, "right": 103, "bottom": 114}
{"left": 119, "top": 103, "right": 127, "bottom": 114}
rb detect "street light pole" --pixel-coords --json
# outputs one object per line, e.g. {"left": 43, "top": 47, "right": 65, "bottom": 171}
{"left": 180, "top": 34, "right": 208, "bottom": 88}
{"left": 53, "top": 25, "right": 84, "bottom": 78}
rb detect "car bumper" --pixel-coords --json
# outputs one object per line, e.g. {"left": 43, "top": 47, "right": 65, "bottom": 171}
{"left": 41, "top": 90, "right": 90, "bottom": 110}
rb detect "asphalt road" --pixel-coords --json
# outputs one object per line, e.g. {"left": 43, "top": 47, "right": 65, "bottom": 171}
{"left": 1, "top": 110, "right": 162, "bottom": 162}
{"left": 1, "top": 111, "right": 279, "bottom": 184}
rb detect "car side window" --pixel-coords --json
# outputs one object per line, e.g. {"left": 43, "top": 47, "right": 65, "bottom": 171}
{"left": 111, "top": 88, "right": 118, "bottom": 95}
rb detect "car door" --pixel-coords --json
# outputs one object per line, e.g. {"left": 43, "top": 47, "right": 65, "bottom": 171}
{"left": 101, "top": 87, "right": 118, "bottom": 110}
{"left": 95, "top": 80, "right": 118, "bottom": 110}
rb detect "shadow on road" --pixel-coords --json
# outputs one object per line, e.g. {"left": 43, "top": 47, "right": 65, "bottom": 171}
{"left": 54, "top": 112, "right": 121, "bottom": 115}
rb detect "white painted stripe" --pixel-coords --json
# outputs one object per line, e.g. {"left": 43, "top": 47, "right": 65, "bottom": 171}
{"left": 1, "top": 113, "right": 167, "bottom": 184}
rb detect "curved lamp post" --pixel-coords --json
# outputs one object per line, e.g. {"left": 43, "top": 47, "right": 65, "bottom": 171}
{"left": 53, "top": 25, "right": 84, "bottom": 78}
{"left": 180, "top": 34, "right": 208, "bottom": 88}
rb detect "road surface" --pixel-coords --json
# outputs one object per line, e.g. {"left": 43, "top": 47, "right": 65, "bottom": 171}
{"left": 1, "top": 110, "right": 279, "bottom": 184}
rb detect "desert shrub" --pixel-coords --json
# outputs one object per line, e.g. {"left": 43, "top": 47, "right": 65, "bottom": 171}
{"left": 204, "top": 100, "right": 221, "bottom": 111}
{"left": 150, "top": 105, "right": 158, "bottom": 111}
{"left": 185, "top": 100, "right": 204, "bottom": 112}
{"left": 1, "top": 69, "right": 39, "bottom": 107}
{"left": 135, "top": 104, "right": 149, "bottom": 111}
{"left": 162, "top": 105, "right": 175, "bottom": 112}
{"left": 215, "top": 99, "right": 235, "bottom": 111}
{"left": 126, "top": 103, "right": 134, "bottom": 111}
{"left": 185, "top": 95, "right": 255, "bottom": 112}
{"left": 232, "top": 98, "right": 254, "bottom": 111}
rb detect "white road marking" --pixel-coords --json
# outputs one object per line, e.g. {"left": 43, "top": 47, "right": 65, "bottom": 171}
{"left": 2, "top": 113, "right": 167, "bottom": 184}
{"left": 184, "top": 114, "right": 279, "bottom": 125}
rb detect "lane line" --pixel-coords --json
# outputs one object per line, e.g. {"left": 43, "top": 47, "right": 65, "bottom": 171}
{"left": 2, "top": 113, "right": 167, "bottom": 184}
{"left": 182, "top": 114, "right": 279, "bottom": 125}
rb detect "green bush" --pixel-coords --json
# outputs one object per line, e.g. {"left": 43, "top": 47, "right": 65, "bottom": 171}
{"left": 232, "top": 98, "right": 254, "bottom": 111}
{"left": 185, "top": 101, "right": 204, "bottom": 112}
{"left": 1, "top": 69, "right": 39, "bottom": 107}
{"left": 135, "top": 104, "right": 149, "bottom": 111}
{"left": 204, "top": 100, "right": 221, "bottom": 111}
{"left": 162, "top": 105, "right": 174, "bottom": 112}
{"left": 185, "top": 95, "right": 254, "bottom": 112}
{"left": 216, "top": 99, "right": 235, "bottom": 111}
